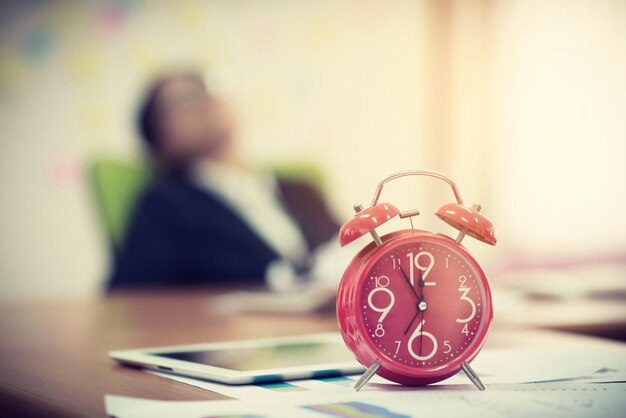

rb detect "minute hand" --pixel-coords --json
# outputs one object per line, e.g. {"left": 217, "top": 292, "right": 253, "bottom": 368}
{"left": 398, "top": 265, "right": 420, "bottom": 300}
{"left": 404, "top": 268, "right": 425, "bottom": 335}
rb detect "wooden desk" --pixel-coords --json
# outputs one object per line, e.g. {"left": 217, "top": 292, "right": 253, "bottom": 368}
{"left": 0, "top": 289, "right": 623, "bottom": 418}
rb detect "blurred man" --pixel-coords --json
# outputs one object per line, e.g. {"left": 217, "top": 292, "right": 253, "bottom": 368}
{"left": 108, "top": 71, "right": 338, "bottom": 288}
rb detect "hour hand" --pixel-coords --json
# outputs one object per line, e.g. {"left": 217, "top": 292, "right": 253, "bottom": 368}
{"left": 417, "top": 268, "right": 424, "bottom": 299}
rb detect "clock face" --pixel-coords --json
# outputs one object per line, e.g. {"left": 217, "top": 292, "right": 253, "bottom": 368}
{"left": 359, "top": 239, "right": 487, "bottom": 370}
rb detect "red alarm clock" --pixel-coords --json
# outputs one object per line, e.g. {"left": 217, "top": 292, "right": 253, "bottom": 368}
{"left": 337, "top": 170, "right": 496, "bottom": 391}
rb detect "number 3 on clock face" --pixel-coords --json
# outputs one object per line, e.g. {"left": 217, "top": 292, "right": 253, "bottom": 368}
{"left": 360, "top": 237, "right": 489, "bottom": 371}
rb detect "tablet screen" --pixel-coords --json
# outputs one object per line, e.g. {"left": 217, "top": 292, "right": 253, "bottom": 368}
{"left": 154, "top": 340, "right": 355, "bottom": 371}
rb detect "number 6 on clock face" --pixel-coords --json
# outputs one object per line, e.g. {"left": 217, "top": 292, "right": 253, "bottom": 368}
{"left": 407, "top": 320, "right": 438, "bottom": 361}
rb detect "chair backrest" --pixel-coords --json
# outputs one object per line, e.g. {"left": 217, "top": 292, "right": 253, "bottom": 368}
{"left": 260, "top": 161, "right": 326, "bottom": 192}
{"left": 87, "top": 156, "right": 325, "bottom": 252}
{"left": 87, "top": 157, "right": 153, "bottom": 251}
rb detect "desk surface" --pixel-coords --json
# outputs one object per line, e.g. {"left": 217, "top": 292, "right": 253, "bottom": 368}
{"left": 0, "top": 289, "right": 623, "bottom": 418}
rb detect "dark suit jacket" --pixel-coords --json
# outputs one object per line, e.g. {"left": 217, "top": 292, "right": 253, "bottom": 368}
{"left": 107, "top": 172, "right": 338, "bottom": 289}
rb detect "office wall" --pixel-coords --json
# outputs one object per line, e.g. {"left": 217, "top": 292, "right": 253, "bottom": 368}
{"left": 0, "top": 0, "right": 429, "bottom": 300}
{"left": 0, "top": 0, "right": 624, "bottom": 301}
{"left": 421, "top": 0, "right": 626, "bottom": 265}
{"left": 489, "top": 0, "right": 626, "bottom": 258}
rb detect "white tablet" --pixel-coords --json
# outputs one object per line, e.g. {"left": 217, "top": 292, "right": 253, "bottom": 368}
{"left": 109, "top": 333, "right": 364, "bottom": 385}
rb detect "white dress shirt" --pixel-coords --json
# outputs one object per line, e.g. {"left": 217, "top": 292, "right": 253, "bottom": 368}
{"left": 193, "top": 162, "right": 309, "bottom": 267}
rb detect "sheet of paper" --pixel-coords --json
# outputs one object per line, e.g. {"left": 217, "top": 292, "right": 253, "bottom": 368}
{"left": 145, "top": 346, "right": 624, "bottom": 400}
{"left": 549, "top": 367, "right": 626, "bottom": 384}
{"left": 106, "top": 383, "right": 626, "bottom": 418}
{"left": 147, "top": 370, "right": 479, "bottom": 399}
{"left": 469, "top": 347, "right": 610, "bottom": 384}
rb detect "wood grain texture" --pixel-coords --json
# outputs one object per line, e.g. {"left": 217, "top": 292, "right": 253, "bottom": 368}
{"left": 0, "top": 288, "right": 622, "bottom": 417}
{"left": 0, "top": 288, "right": 337, "bottom": 417}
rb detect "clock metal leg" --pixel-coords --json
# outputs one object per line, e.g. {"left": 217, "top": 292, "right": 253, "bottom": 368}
{"left": 354, "top": 362, "right": 381, "bottom": 391}
{"left": 461, "top": 362, "right": 485, "bottom": 391}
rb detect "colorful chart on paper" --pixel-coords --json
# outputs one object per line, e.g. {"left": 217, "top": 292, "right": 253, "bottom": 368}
{"left": 303, "top": 401, "right": 410, "bottom": 418}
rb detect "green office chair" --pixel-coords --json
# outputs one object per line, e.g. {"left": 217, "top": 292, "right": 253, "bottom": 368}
{"left": 88, "top": 156, "right": 325, "bottom": 253}
{"left": 260, "top": 161, "right": 326, "bottom": 192}
{"left": 88, "top": 157, "right": 154, "bottom": 252}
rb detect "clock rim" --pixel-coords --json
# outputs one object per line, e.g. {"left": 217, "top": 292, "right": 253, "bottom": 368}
{"left": 336, "top": 229, "right": 493, "bottom": 385}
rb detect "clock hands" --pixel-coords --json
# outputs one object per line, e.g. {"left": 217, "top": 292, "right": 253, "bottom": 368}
{"left": 400, "top": 263, "right": 422, "bottom": 335}
{"left": 417, "top": 268, "right": 425, "bottom": 356}
{"left": 398, "top": 264, "right": 420, "bottom": 300}
{"left": 417, "top": 267, "right": 425, "bottom": 303}
{"left": 404, "top": 309, "right": 421, "bottom": 335}
{"left": 401, "top": 267, "right": 428, "bottom": 359}
{"left": 419, "top": 317, "right": 425, "bottom": 357}
{"left": 403, "top": 268, "right": 427, "bottom": 335}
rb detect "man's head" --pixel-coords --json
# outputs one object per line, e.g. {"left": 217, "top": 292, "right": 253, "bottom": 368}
{"left": 138, "top": 71, "right": 235, "bottom": 169}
